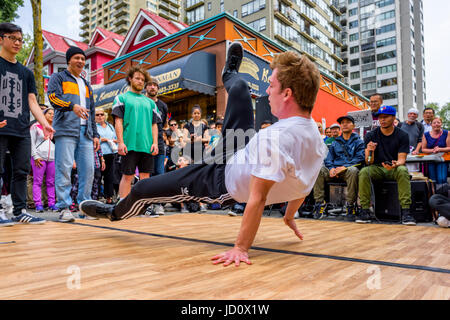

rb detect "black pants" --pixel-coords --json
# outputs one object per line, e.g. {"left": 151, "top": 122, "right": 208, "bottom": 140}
{"left": 113, "top": 74, "right": 254, "bottom": 219}
{"left": 429, "top": 194, "right": 450, "bottom": 219}
{"left": 0, "top": 135, "right": 31, "bottom": 215}
{"left": 102, "top": 153, "right": 117, "bottom": 199}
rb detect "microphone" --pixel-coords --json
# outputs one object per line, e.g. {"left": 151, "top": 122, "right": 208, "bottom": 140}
{"left": 368, "top": 150, "right": 373, "bottom": 163}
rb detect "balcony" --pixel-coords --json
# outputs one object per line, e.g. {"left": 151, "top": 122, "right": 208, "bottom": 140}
{"left": 80, "top": 15, "right": 89, "bottom": 23}
{"left": 80, "top": 0, "right": 89, "bottom": 6}
{"left": 115, "top": 1, "right": 129, "bottom": 10}
{"left": 115, "top": 9, "right": 128, "bottom": 18}
{"left": 299, "top": 12, "right": 316, "bottom": 26}
{"left": 185, "top": 0, "right": 204, "bottom": 11}
{"left": 80, "top": 22, "right": 90, "bottom": 30}
{"left": 331, "top": 53, "right": 344, "bottom": 63}
{"left": 330, "top": 3, "right": 341, "bottom": 16}
{"left": 300, "top": 31, "right": 316, "bottom": 43}
{"left": 79, "top": 30, "right": 89, "bottom": 38}
{"left": 275, "top": 11, "right": 293, "bottom": 26}
{"left": 80, "top": 6, "right": 89, "bottom": 15}
{"left": 304, "top": 0, "right": 317, "bottom": 8}
{"left": 275, "top": 34, "right": 293, "bottom": 47}
{"left": 362, "top": 62, "right": 376, "bottom": 71}
{"left": 330, "top": 37, "right": 343, "bottom": 47}
{"left": 280, "top": 0, "right": 293, "bottom": 7}
{"left": 114, "top": 16, "right": 129, "bottom": 27}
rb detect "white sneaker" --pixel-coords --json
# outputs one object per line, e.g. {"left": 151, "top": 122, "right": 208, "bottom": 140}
{"left": 58, "top": 209, "right": 75, "bottom": 223}
{"left": 437, "top": 216, "right": 450, "bottom": 228}
{"left": 180, "top": 207, "right": 189, "bottom": 213}
{"left": 0, "top": 209, "right": 14, "bottom": 227}
{"left": 227, "top": 210, "right": 237, "bottom": 217}
{"left": 155, "top": 204, "right": 165, "bottom": 215}
{"left": 200, "top": 204, "right": 207, "bottom": 213}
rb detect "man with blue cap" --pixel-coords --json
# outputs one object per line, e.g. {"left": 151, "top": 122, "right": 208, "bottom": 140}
{"left": 356, "top": 106, "right": 415, "bottom": 226}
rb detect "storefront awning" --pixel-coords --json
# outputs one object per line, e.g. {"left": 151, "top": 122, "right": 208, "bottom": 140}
{"left": 93, "top": 78, "right": 128, "bottom": 109}
{"left": 149, "top": 51, "right": 216, "bottom": 96}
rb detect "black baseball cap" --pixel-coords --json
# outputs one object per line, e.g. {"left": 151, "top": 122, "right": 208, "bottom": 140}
{"left": 337, "top": 115, "right": 355, "bottom": 124}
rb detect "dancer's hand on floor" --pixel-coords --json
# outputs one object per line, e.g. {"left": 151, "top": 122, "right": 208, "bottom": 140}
{"left": 283, "top": 217, "right": 304, "bottom": 240}
{"left": 211, "top": 247, "right": 251, "bottom": 267}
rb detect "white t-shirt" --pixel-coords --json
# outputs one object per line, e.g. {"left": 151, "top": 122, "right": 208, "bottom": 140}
{"left": 75, "top": 76, "right": 87, "bottom": 125}
{"left": 225, "top": 116, "right": 328, "bottom": 205}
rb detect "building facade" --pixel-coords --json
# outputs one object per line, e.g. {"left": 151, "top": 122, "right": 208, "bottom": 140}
{"left": 80, "top": 0, "right": 183, "bottom": 41}
{"left": 339, "top": 0, "right": 426, "bottom": 120}
{"left": 183, "top": 0, "right": 346, "bottom": 81}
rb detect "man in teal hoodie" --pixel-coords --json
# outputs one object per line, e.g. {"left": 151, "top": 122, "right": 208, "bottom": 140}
{"left": 313, "top": 115, "right": 365, "bottom": 220}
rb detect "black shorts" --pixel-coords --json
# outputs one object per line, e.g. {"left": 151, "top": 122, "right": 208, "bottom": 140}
{"left": 120, "top": 151, "right": 154, "bottom": 175}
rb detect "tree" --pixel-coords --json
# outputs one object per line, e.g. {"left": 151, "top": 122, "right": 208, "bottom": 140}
{"left": 425, "top": 102, "right": 450, "bottom": 130}
{"left": 30, "top": 0, "right": 44, "bottom": 104}
{"left": 15, "top": 33, "right": 32, "bottom": 64}
{"left": 0, "top": 0, "right": 24, "bottom": 22}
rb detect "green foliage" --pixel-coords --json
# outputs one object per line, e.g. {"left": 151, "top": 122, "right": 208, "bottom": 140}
{"left": 0, "top": 0, "right": 24, "bottom": 22}
{"left": 15, "top": 33, "right": 32, "bottom": 64}
{"left": 425, "top": 102, "right": 450, "bottom": 130}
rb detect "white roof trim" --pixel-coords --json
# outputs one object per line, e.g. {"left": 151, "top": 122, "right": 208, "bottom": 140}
{"left": 116, "top": 10, "right": 171, "bottom": 58}
{"left": 88, "top": 28, "right": 107, "bottom": 47}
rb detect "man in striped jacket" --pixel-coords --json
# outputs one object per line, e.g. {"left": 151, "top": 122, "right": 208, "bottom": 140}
{"left": 47, "top": 46, "right": 100, "bottom": 223}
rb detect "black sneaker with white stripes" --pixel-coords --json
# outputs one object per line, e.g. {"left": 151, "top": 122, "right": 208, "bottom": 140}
{"left": 11, "top": 210, "right": 46, "bottom": 225}
{"left": 79, "top": 200, "right": 117, "bottom": 221}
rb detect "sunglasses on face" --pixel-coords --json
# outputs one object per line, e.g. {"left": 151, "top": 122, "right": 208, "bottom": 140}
{"left": 170, "top": 123, "right": 178, "bottom": 126}
{"left": 96, "top": 114, "right": 105, "bottom": 116}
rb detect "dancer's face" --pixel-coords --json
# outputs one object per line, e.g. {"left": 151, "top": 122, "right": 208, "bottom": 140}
{"left": 266, "top": 68, "right": 285, "bottom": 117}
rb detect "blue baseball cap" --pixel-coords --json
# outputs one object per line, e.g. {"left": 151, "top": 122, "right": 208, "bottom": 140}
{"left": 377, "top": 105, "right": 396, "bottom": 116}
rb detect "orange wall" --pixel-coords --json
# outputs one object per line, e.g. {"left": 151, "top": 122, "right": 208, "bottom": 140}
{"left": 312, "top": 89, "right": 362, "bottom": 127}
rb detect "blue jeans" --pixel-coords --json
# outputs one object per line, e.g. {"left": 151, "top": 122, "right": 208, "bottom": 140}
{"left": 55, "top": 126, "right": 95, "bottom": 209}
{"left": 153, "top": 153, "right": 165, "bottom": 176}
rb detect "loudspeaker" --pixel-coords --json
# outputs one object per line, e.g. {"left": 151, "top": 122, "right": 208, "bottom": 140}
{"left": 326, "top": 182, "right": 348, "bottom": 207}
{"left": 255, "top": 95, "right": 278, "bottom": 131}
{"left": 373, "top": 180, "right": 433, "bottom": 222}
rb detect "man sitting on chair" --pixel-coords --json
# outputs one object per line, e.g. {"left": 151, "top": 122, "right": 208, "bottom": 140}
{"left": 312, "top": 115, "right": 365, "bottom": 220}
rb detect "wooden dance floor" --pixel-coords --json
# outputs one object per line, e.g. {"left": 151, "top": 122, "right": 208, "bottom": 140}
{"left": 0, "top": 213, "right": 449, "bottom": 300}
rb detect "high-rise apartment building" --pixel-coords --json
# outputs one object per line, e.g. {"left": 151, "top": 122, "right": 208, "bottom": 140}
{"left": 339, "top": 0, "right": 426, "bottom": 119}
{"left": 80, "top": 0, "right": 182, "bottom": 41}
{"left": 184, "top": 0, "right": 346, "bottom": 81}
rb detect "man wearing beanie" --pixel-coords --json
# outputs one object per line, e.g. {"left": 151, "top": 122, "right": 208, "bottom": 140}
{"left": 47, "top": 46, "right": 100, "bottom": 222}
{"left": 398, "top": 107, "right": 424, "bottom": 155}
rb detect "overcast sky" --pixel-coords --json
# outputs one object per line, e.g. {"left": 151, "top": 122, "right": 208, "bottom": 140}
{"left": 13, "top": 0, "right": 450, "bottom": 106}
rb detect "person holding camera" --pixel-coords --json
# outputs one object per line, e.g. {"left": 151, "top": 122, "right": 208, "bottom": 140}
{"left": 357, "top": 106, "right": 415, "bottom": 226}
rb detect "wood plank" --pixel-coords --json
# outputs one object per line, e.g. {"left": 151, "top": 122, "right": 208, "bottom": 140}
{"left": 0, "top": 214, "right": 448, "bottom": 300}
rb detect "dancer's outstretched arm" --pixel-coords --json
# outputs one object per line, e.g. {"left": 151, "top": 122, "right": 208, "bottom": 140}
{"left": 211, "top": 176, "right": 275, "bottom": 267}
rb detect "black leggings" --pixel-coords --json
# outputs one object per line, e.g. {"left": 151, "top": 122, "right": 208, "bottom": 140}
{"left": 113, "top": 74, "right": 254, "bottom": 220}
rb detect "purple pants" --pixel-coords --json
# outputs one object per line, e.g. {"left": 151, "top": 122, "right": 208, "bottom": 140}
{"left": 30, "top": 158, "right": 56, "bottom": 207}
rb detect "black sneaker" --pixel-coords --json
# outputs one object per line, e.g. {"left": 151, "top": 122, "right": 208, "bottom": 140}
{"left": 344, "top": 203, "right": 356, "bottom": 222}
{"left": 79, "top": 200, "right": 116, "bottom": 221}
{"left": 313, "top": 203, "right": 326, "bottom": 220}
{"left": 355, "top": 209, "right": 371, "bottom": 224}
{"left": 401, "top": 208, "right": 416, "bottom": 226}
{"left": 221, "top": 42, "right": 243, "bottom": 83}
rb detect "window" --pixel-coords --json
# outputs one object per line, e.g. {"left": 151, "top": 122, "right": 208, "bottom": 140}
{"left": 349, "top": 8, "right": 357, "bottom": 16}
{"left": 377, "top": 10, "right": 395, "bottom": 22}
{"left": 350, "top": 71, "right": 360, "bottom": 79}
{"left": 351, "top": 84, "right": 361, "bottom": 91}
{"left": 248, "top": 17, "right": 266, "bottom": 32}
{"left": 133, "top": 25, "right": 158, "bottom": 45}
{"left": 377, "top": 50, "right": 396, "bottom": 61}
{"left": 376, "top": 23, "right": 395, "bottom": 35}
{"left": 362, "top": 55, "right": 375, "bottom": 64}
{"left": 241, "top": 0, "right": 265, "bottom": 17}
{"left": 377, "top": 64, "right": 397, "bottom": 74}
{"left": 362, "top": 82, "right": 376, "bottom": 91}
{"left": 208, "top": 2, "right": 211, "bottom": 11}
{"left": 381, "top": 91, "right": 398, "bottom": 100}
{"left": 350, "top": 58, "right": 359, "bottom": 66}
{"left": 233, "top": 10, "right": 238, "bottom": 18}
{"left": 376, "top": 36, "right": 396, "bottom": 48}
{"left": 349, "top": 20, "right": 359, "bottom": 29}
{"left": 350, "top": 46, "right": 359, "bottom": 54}
{"left": 376, "top": 0, "right": 395, "bottom": 8}
{"left": 349, "top": 33, "right": 359, "bottom": 42}
{"left": 362, "top": 69, "right": 376, "bottom": 78}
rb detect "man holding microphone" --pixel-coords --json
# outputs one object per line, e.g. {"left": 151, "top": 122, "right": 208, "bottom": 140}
{"left": 356, "top": 106, "right": 415, "bottom": 226}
